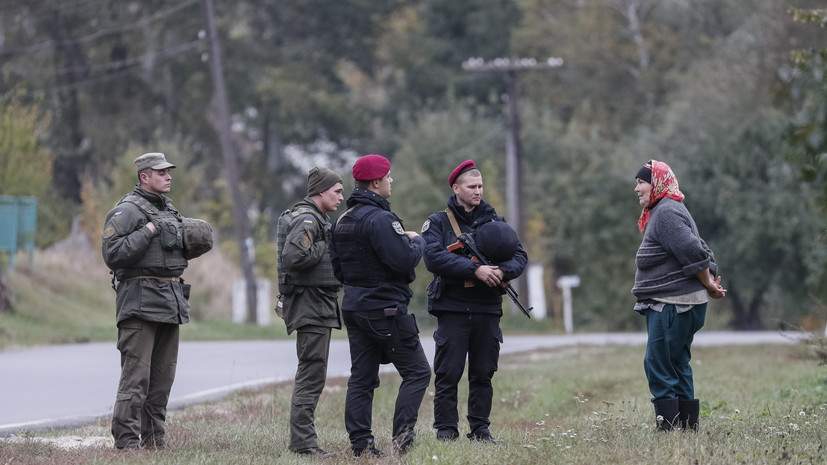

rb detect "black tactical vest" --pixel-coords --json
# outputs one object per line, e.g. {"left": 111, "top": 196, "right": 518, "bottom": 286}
{"left": 333, "top": 205, "right": 407, "bottom": 286}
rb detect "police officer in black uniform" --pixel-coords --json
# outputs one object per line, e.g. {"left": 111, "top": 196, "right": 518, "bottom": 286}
{"left": 421, "top": 159, "right": 527, "bottom": 443}
{"left": 329, "top": 154, "right": 431, "bottom": 457}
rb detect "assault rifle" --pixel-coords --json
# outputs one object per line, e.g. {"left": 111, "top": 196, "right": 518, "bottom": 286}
{"left": 447, "top": 232, "right": 532, "bottom": 318}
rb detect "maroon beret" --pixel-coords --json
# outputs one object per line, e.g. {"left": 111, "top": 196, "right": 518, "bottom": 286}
{"left": 448, "top": 159, "right": 477, "bottom": 186}
{"left": 353, "top": 154, "right": 391, "bottom": 181}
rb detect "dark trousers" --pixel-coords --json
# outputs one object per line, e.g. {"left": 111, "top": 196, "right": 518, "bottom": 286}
{"left": 111, "top": 318, "right": 179, "bottom": 449}
{"left": 432, "top": 312, "right": 502, "bottom": 437}
{"left": 290, "top": 326, "right": 332, "bottom": 451}
{"left": 342, "top": 310, "right": 431, "bottom": 450}
{"left": 644, "top": 303, "right": 706, "bottom": 401}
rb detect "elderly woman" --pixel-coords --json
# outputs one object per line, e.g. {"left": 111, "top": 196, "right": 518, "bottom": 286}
{"left": 632, "top": 160, "right": 726, "bottom": 431}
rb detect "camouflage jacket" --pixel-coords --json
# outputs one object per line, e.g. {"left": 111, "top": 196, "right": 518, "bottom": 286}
{"left": 278, "top": 198, "right": 341, "bottom": 334}
{"left": 102, "top": 186, "right": 190, "bottom": 325}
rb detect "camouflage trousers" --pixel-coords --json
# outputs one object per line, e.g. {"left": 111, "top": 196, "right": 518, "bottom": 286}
{"left": 111, "top": 318, "right": 179, "bottom": 449}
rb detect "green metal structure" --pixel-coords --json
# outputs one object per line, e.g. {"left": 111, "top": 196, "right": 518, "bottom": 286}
{"left": 0, "top": 195, "right": 37, "bottom": 269}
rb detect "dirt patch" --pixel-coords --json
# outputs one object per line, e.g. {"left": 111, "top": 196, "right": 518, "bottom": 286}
{"left": 323, "top": 375, "right": 349, "bottom": 393}
{"left": 2, "top": 435, "right": 112, "bottom": 450}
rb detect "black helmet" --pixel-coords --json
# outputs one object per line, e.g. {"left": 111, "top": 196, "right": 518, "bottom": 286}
{"left": 475, "top": 221, "right": 519, "bottom": 263}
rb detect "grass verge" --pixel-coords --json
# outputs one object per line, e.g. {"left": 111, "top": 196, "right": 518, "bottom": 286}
{"left": 2, "top": 343, "right": 825, "bottom": 464}
{"left": 0, "top": 248, "right": 296, "bottom": 349}
{"left": 0, "top": 246, "right": 556, "bottom": 350}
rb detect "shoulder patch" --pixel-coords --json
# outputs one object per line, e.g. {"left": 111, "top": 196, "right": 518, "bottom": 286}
{"left": 421, "top": 219, "right": 430, "bottom": 233}
{"left": 102, "top": 225, "right": 116, "bottom": 239}
{"left": 303, "top": 218, "right": 314, "bottom": 224}
{"left": 300, "top": 232, "right": 313, "bottom": 248}
{"left": 114, "top": 210, "right": 123, "bottom": 216}
{"left": 391, "top": 221, "right": 405, "bottom": 235}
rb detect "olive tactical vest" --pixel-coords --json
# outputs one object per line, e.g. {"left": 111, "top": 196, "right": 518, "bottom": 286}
{"left": 276, "top": 206, "right": 340, "bottom": 294}
{"left": 116, "top": 192, "right": 188, "bottom": 278}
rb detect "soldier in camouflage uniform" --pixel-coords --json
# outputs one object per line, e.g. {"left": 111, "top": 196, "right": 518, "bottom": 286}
{"left": 102, "top": 152, "right": 211, "bottom": 450}
{"left": 277, "top": 166, "right": 344, "bottom": 457}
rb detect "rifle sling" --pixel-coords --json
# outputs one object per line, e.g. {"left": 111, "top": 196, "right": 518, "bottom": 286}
{"left": 445, "top": 208, "right": 478, "bottom": 287}
{"left": 444, "top": 208, "right": 462, "bottom": 239}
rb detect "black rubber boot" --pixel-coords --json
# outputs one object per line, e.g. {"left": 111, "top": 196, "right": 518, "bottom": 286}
{"left": 678, "top": 398, "right": 700, "bottom": 431}
{"left": 653, "top": 398, "right": 680, "bottom": 431}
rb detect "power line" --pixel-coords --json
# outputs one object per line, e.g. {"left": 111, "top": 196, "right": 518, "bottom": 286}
{"left": 0, "top": 0, "right": 199, "bottom": 55}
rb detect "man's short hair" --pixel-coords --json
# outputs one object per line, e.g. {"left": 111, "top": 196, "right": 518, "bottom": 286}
{"left": 137, "top": 167, "right": 153, "bottom": 183}
{"left": 454, "top": 168, "right": 481, "bottom": 186}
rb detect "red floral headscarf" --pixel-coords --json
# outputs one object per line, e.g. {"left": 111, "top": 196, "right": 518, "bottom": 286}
{"left": 638, "top": 160, "right": 685, "bottom": 232}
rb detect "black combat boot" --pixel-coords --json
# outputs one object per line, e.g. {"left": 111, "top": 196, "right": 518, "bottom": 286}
{"left": 678, "top": 398, "right": 700, "bottom": 431}
{"left": 653, "top": 398, "right": 680, "bottom": 431}
{"left": 353, "top": 438, "right": 383, "bottom": 458}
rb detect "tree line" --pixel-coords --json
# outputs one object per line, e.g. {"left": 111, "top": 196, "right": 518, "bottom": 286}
{"left": 1, "top": 0, "right": 826, "bottom": 330}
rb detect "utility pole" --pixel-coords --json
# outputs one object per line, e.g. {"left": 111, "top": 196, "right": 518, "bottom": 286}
{"left": 462, "top": 57, "right": 563, "bottom": 315}
{"left": 202, "top": 0, "right": 258, "bottom": 323}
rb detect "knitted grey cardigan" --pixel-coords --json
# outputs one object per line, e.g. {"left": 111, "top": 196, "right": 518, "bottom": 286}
{"left": 631, "top": 198, "right": 718, "bottom": 301}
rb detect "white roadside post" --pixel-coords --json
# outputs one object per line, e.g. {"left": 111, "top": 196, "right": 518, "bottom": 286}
{"left": 556, "top": 275, "right": 580, "bottom": 334}
{"left": 527, "top": 263, "right": 547, "bottom": 319}
{"left": 233, "top": 278, "right": 272, "bottom": 326}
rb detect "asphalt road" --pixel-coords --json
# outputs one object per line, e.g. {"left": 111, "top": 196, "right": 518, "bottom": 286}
{"left": 0, "top": 331, "right": 808, "bottom": 436}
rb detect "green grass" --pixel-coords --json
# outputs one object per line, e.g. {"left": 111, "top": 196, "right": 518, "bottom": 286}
{"left": 2, "top": 344, "right": 825, "bottom": 464}
{"left": 0, "top": 257, "right": 296, "bottom": 349}
{"left": 0, "top": 262, "right": 115, "bottom": 347}
{"left": 0, "top": 252, "right": 559, "bottom": 350}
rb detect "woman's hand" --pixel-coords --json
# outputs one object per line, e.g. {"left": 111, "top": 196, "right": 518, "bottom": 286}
{"left": 705, "top": 274, "right": 727, "bottom": 299}
{"left": 696, "top": 269, "right": 726, "bottom": 299}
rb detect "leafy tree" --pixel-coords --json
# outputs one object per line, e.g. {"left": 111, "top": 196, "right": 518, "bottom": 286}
{"left": 369, "top": 0, "right": 522, "bottom": 115}
{"left": 0, "top": 99, "right": 53, "bottom": 198}
{"left": 681, "top": 116, "right": 827, "bottom": 330}
{"left": 520, "top": 108, "right": 643, "bottom": 330}
{"left": 784, "top": 7, "right": 827, "bottom": 211}
{"left": 0, "top": 96, "right": 67, "bottom": 246}
{"left": 512, "top": 0, "right": 676, "bottom": 139}
{"left": 650, "top": 3, "right": 827, "bottom": 329}
{"left": 220, "top": 0, "right": 408, "bottom": 222}
{"left": 508, "top": 0, "right": 827, "bottom": 330}
{"left": 0, "top": 0, "right": 212, "bottom": 212}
